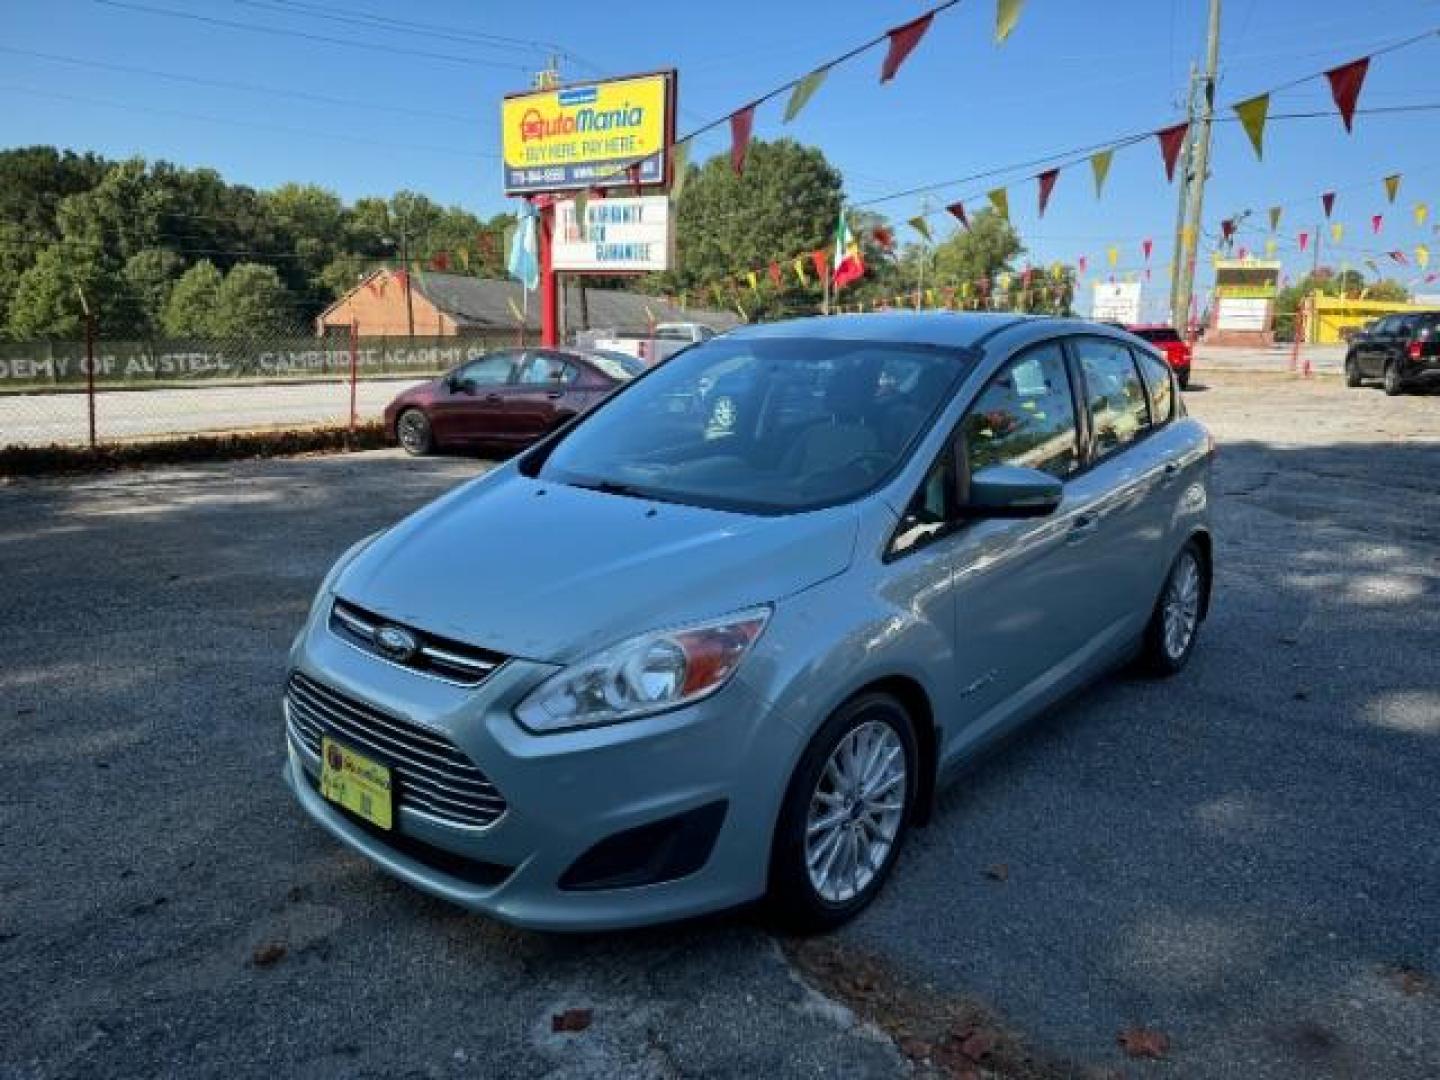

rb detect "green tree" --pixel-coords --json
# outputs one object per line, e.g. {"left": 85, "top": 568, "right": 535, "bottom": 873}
{"left": 122, "top": 248, "right": 185, "bottom": 337}
{"left": 6, "top": 243, "right": 133, "bottom": 339}
{"left": 929, "top": 209, "right": 1024, "bottom": 293}
{"left": 211, "top": 262, "right": 294, "bottom": 338}
{"left": 161, "top": 260, "right": 223, "bottom": 336}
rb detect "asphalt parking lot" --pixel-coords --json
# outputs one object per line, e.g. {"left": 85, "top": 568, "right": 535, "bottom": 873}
{"left": 2, "top": 371, "right": 1437, "bottom": 1079}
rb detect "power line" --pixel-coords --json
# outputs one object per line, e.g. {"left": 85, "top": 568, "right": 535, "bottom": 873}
{"left": 91, "top": 0, "right": 535, "bottom": 71}
{"left": 231, "top": 0, "right": 571, "bottom": 56}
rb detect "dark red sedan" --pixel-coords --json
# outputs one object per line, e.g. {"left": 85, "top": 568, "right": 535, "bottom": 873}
{"left": 385, "top": 347, "right": 645, "bottom": 455}
{"left": 1124, "top": 325, "right": 1193, "bottom": 389}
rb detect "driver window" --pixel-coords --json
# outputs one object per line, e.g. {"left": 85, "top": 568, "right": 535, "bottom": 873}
{"left": 962, "top": 343, "right": 1080, "bottom": 478}
{"left": 517, "top": 353, "right": 576, "bottom": 385}
{"left": 457, "top": 352, "right": 516, "bottom": 387}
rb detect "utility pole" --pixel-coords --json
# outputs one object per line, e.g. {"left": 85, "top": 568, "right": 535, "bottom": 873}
{"left": 1167, "top": 62, "right": 1197, "bottom": 324}
{"left": 399, "top": 226, "right": 416, "bottom": 339}
{"left": 1171, "top": 0, "right": 1221, "bottom": 338}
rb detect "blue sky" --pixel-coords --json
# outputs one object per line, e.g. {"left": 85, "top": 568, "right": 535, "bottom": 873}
{"left": 3, "top": 0, "right": 1438, "bottom": 314}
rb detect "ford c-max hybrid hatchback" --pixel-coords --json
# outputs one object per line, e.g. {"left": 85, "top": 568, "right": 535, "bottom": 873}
{"left": 283, "top": 313, "right": 1213, "bottom": 932}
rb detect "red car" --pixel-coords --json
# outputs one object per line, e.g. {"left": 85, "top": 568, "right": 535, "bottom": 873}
{"left": 385, "top": 347, "right": 645, "bottom": 455}
{"left": 1124, "top": 325, "right": 1193, "bottom": 389}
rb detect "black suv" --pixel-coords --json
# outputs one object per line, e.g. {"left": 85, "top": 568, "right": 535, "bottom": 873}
{"left": 1344, "top": 312, "right": 1440, "bottom": 395}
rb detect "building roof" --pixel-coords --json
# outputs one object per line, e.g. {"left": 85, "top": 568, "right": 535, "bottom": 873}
{"left": 397, "top": 271, "right": 739, "bottom": 334}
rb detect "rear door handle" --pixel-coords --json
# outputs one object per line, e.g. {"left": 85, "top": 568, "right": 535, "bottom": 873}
{"left": 546, "top": 390, "right": 564, "bottom": 399}
{"left": 484, "top": 393, "right": 503, "bottom": 403}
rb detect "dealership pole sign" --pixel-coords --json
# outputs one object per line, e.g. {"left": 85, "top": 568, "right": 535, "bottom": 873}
{"left": 553, "top": 196, "right": 672, "bottom": 273}
{"left": 501, "top": 72, "right": 676, "bottom": 195}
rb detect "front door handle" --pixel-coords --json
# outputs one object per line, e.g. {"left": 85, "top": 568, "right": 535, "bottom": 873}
{"left": 484, "top": 393, "right": 503, "bottom": 403}
{"left": 1066, "top": 513, "right": 1099, "bottom": 544}
{"left": 546, "top": 390, "right": 564, "bottom": 399}
{"left": 1157, "top": 462, "right": 1181, "bottom": 487}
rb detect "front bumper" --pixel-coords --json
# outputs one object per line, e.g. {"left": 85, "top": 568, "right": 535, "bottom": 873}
{"left": 282, "top": 616, "right": 798, "bottom": 931}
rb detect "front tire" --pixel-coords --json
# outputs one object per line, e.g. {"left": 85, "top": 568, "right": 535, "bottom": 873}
{"left": 1383, "top": 359, "right": 1406, "bottom": 396}
{"left": 1177, "top": 367, "right": 1191, "bottom": 391}
{"left": 768, "top": 693, "right": 917, "bottom": 933}
{"left": 1141, "top": 541, "right": 1207, "bottom": 676}
{"left": 396, "top": 408, "right": 434, "bottom": 455}
{"left": 1345, "top": 354, "right": 1363, "bottom": 387}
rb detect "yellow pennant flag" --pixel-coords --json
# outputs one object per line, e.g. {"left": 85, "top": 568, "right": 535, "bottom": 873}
{"left": 987, "top": 187, "right": 1009, "bottom": 221}
{"left": 1417, "top": 244, "right": 1430, "bottom": 269}
{"left": 1331, "top": 222, "right": 1344, "bottom": 244}
{"left": 1090, "top": 149, "right": 1113, "bottom": 198}
{"left": 1264, "top": 238, "right": 1276, "bottom": 258}
{"left": 1232, "top": 94, "right": 1270, "bottom": 159}
{"left": 1416, "top": 202, "right": 1430, "bottom": 227}
{"left": 506, "top": 296, "right": 524, "bottom": 323}
{"left": 926, "top": 288, "right": 936, "bottom": 307}
{"left": 996, "top": 0, "right": 1025, "bottom": 43}
{"left": 1384, "top": 174, "right": 1401, "bottom": 203}
{"left": 456, "top": 248, "right": 470, "bottom": 270}
{"left": 908, "top": 215, "right": 933, "bottom": 243}
{"left": 783, "top": 68, "right": 829, "bottom": 124}
{"left": 1106, "top": 245, "right": 1118, "bottom": 267}
{"left": 1181, "top": 225, "right": 1195, "bottom": 250}
{"left": 961, "top": 282, "right": 972, "bottom": 298}
{"left": 793, "top": 256, "right": 808, "bottom": 285}
{"left": 745, "top": 271, "right": 759, "bottom": 293}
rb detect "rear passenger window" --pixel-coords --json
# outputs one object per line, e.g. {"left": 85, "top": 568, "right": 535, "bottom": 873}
{"left": 962, "top": 342, "right": 1080, "bottom": 479}
{"left": 1133, "top": 349, "right": 1174, "bottom": 424}
{"left": 1074, "top": 338, "right": 1151, "bottom": 461}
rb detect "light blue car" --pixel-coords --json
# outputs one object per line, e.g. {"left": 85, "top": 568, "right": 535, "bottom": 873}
{"left": 283, "top": 312, "right": 1213, "bottom": 932}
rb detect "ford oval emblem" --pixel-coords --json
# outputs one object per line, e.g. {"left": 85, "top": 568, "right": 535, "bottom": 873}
{"left": 375, "top": 625, "right": 419, "bottom": 663}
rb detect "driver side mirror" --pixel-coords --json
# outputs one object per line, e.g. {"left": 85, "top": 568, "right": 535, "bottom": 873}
{"left": 959, "top": 464, "right": 1063, "bottom": 519}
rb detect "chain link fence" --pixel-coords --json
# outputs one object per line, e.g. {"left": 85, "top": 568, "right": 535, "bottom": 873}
{"left": 0, "top": 324, "right": 526, "bottom": 450}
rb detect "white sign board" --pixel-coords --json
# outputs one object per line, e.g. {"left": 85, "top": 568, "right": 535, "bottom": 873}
{"left": 1215, "top": 296, "right": 1269, "bottom": 332}
{"left": 553, "top": 195, "right": 672, "bottom": 273}
{"left": 1091, "top": 282, "right": 1142, "bottom": 323}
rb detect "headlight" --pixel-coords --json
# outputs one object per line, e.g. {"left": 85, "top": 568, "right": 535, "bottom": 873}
{"left": 515, "top": 607, "right": 770, "bottom": 733}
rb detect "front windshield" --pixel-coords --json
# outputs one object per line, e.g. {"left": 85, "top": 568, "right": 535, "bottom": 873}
{"left": 536, "top": 336, "right": 969, "bottom": 513}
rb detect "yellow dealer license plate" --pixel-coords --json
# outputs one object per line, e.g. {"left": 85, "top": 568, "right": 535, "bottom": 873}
{"left": 320, "top": 736, "right": 393, "bottom": 830}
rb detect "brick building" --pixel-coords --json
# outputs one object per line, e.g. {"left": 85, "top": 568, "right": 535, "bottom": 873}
{"left": 316, "top": 269, "right": 737, "bottom": 340}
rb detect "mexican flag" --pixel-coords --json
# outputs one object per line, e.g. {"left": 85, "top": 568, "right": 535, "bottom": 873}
{"left": 832, "top": 210, "right": 865, "bottom": 290}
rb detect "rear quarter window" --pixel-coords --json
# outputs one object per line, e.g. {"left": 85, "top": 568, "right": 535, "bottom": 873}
{"left": 1133, "top": 348, "right": 1175, "bottom": 424}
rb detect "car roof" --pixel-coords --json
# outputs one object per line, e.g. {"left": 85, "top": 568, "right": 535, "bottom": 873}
{"left": 723, "top": 311, "right": 1032, "bottom": 349}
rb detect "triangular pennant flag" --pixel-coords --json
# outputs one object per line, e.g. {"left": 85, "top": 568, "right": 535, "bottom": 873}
{"left": 745, "top": 270, "right": 759, "bottom": 293}
{"left": 1388, "top": 250, "right": 1408, "bottom": 265}
{"left": 1331, "top": 222, "right": 1344, "bottom": 244}
{"left": 945, "top": 201, "right": 969, "bottom": 229}
{"left": 1090, "top": 149, "right": 1113, "bottom": 198}
{"left": 880, "top": 13, "right": 934, "bottom": 83}
{"left": 1036, "top": 168, "right": 1059, "bottom": 218}
{"left": 1321, "top": 191, "right": 1336, "bottom": 218}
{"left": 1383, "top": 174, "right": 1401, "bottom": 203}
{"left": 506, "top": 296, "right": 524, "bottom": 323}
{"left": 1371, "top": 214, "right": 1383, "bottom": 235}
{"left": 996, "top": 0, "right": 1025, "bottom": 43}
{"left": 908, "top": 215, "right": 933, "bottom": 243}
{"left": 1157, "top": 122, "right": 1188, "bottom": 182}
{"left": 793, "top": 257, "right": 808, "bottom": 286}
{"left": 1221, "top": 219, "right": 1236, "bottom": 241}
{"left": 456, "top": 248, "right": 470, "bottom": 271}
{"left": 1417, "top": 244, "right": 1430, "bottom": 270}
{"left": 730, "top": 105, "right": 756, "bottom": 175}
{"left": 872, "top": 225, "right": 894, "bottom": 249}
{"left": 1268, "top": 206, "right": 1282, "bottom": 231}
{"left": 811, "top": 248, "right": 829, "bottom": 279}
{"left": 1325, "top": 56, "right": 1369, "bottom": 132}
{"left": 768, "top": 261, "right": 782, "bottom": 288}
{"left": 1106, "top": 245, "right": 1118, "bottom": 268}
{"left": 784, "top": 68, "right": 829, "bottom": 123}
{"left": 1264, "top": 238, "right": 1276, "bottom": 258}
{"left": 1077, "top": 255, "right": 1088, "bottom": 274}
{"left": 1298, "top": 232, "right": 1309, "bottom": 253}
{"left": 1182, "top": 225, "right": 1195, "bottom": 249}
{"left": 1416, "top": 202, "right": 1430, "bottom": 228}
{"left": 1142, "top": 238, "right": 1153, "bottom": 261}
{"left": 1237, "top": 247, "right": 1248, "bottom": 261}
{"left": 668, "top": 143, "right": 690, "bottom": 202}
{"left": 987, "top": 187, "right": 1009, "bottom": 220}
{"left": 1232, "top": 94, "right": 1270, "bottom": 159}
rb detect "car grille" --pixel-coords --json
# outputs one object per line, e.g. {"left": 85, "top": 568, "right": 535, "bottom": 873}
{"left": 328, "top": 598, "right": 504, "bottom": 686}
{"left": 285, "top": 671, "right": 507, "bottom": 829}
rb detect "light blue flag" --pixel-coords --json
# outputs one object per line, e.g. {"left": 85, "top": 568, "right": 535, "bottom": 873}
{"left": 507, "top": 204, "right": 539, "bottom": 291}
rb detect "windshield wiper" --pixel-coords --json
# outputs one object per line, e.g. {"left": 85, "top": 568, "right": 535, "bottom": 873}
{"left": 567, "top": 477, "right": 679, "bottom": 504}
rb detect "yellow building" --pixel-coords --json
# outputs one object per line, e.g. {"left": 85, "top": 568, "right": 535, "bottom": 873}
{"left": 1305, "top": 295, "right": 1440, "bottom": 344}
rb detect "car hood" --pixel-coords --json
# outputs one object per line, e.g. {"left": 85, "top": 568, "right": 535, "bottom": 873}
{"left": 335, "top": 471, "right": 859, "bottom": 663}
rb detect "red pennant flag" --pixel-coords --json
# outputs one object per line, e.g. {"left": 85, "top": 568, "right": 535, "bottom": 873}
{"left": 945, "top": 201, "right": 968, "bottom": 229}
{"left": 1237, "top": 246, "right": 1248, "bottom": 260}
{"left": 393, "top": 269, "right": 409, "bottom": 291}
{"left": 1321, "top": 191, "right": 1336, "bottom": 218}
{"left": 428, "top": 251, "right": 450, "bottom": 271}
{"left": 729, "top": 104, "right": 756, "bottom": 175}
{"left": 1078, "top": 255, "right": 1088, "bottom": 274}
{"left": 1156, "top": 122, "right": 1188, "bottom": 182}
{"left": 810, "top": 248, "right": 829, "bottom": 279}
{"left": 1142, "top": 238, "right": 1153, "bottom": 261}
{"left": 1221, "top": 219, "right": 1236, "bottom": 241}
{"left": 1298, "top": 231, "right": 1309, "bottom": 253}
{"left": 1036, "top": 168, "right": 1059, "bottom": 218}
{"left": 1325, "top": 57, "right": 1369, "bottom": 132}
{"left": 768, "top": 261, "right": 782, "bottom": 288}
{"left": 880, "top": 13, "right": 934, "bottom": 83}
{"left": 1371, "top": 214, "right": 1383, "bottom": 234}
{"left": 872, "top": 225, "right": 895, "bottom": 250}
{"left": 1388, "top": 250, "right": 1408, "bottom": 264}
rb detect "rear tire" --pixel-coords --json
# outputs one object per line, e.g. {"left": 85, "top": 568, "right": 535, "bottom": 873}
{"left": 396, "top": 408, "right": 434, "bottom": 455}
{"left": 1141, "top": 541, "right": 1207, "bottom": 676}
{"left": 1345, "top": 354, "right": 1363, "bottom": 387}
{"left": 1383, "top": 360, "right": 1406, "bottom": 396}
{"left": 768, "top": 693, "right": 917, "bottom": 934}
{"left": 1177, "top": 368, "right": 1191, "bottom": 391}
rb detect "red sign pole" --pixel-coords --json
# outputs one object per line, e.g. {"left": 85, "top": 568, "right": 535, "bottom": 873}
{"left": 539, "top": 201, "right": 559, "bottom": 347}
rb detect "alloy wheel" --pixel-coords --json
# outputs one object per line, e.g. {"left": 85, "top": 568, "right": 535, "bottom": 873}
{"left": 804, "top": 719, "right": 907, "bottom": 904}
{"left": 1162, "top": 550, "right": 1202, "bottom": 660}
{"left": 398, "top": 410, "right": 429, "bottom": 454}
